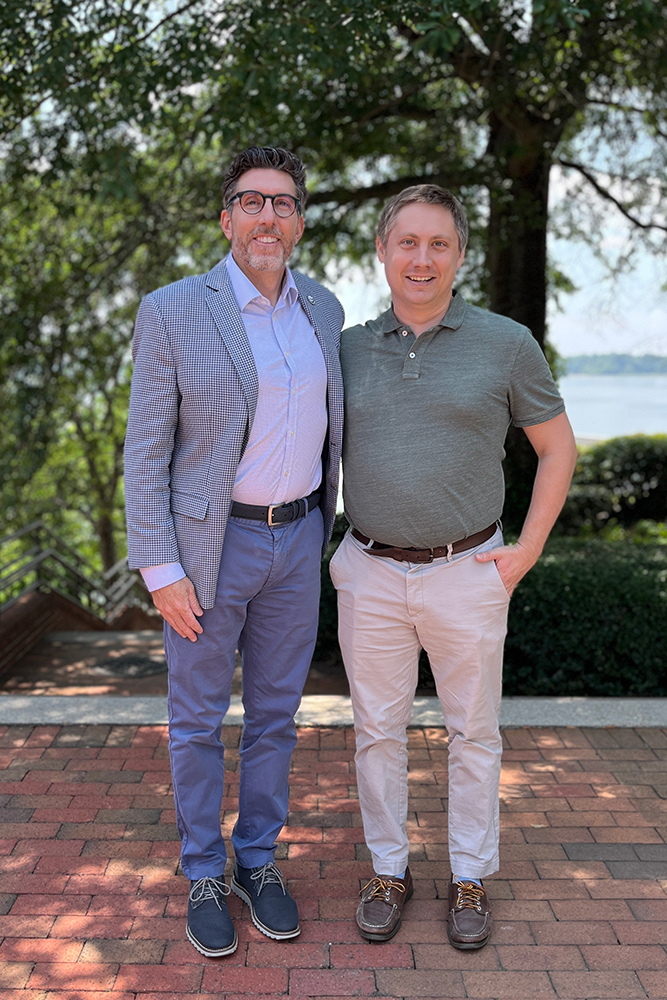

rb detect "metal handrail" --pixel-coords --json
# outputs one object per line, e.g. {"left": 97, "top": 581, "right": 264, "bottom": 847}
{"left": 0, "top": 520, "right": 150, "bottom": 620}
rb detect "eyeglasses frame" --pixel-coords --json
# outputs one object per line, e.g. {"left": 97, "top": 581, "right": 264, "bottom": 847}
{"left": 225, "top": 190, "right": 302, "bottom": 218}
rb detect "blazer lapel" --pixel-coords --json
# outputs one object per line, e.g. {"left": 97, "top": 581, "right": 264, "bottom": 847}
{"left": 205, "top": 259, "right": 259, "bottom": 426}
{"left": 292, "top": 275, "right": 338, "bottom": 382}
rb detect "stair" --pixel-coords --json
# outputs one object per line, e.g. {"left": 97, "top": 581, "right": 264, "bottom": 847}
{"left": 0, "top": 521, "right": 160, "bottom": 674}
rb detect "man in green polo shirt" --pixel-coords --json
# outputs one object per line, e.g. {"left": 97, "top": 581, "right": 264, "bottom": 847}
{"left": 329, "top": 184, "right": 577, "bottom": 950}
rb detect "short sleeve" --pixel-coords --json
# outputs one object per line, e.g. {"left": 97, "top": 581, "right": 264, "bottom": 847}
{"left": 508, "top": 330, "right": 566, "bottom": 428}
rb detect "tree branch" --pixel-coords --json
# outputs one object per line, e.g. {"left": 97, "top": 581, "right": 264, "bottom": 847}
{"left": 558, "top": 159, "right": 667, "bottom": 232}
{"left": 307, "top": 170, "right": 484, "bottom": 208}
{"left": 0, "top": 91, "right": 54, "bottom": 140}
{"left": 588, "top": 99, "right": 651, "bottom": 114}
{"left": 356, "top": 84, "right": 425, "bottom": 125}
{"left": 587, "top": 100, "right": 667, "bottom": 139}
{"left": 132, "top": 0, "right": 206, "bottom": 44}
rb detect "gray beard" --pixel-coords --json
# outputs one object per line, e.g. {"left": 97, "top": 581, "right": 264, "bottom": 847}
{"left": 233, "top": 227, "right": 294, "bottom": 272}
{"left": 244, "top": 246, "right": 291, "bottom": 271}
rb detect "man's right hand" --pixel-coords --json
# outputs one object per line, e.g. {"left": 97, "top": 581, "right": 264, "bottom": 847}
{"left": 151, "top": 576, "right": 204, "bottom": 641}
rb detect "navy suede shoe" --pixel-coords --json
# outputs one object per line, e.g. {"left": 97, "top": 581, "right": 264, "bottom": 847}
{"left": 231, "top": 861, "right": 300, "bottom": 940}
{"left": 186, "top": 876, "right": 238, "bottom": 957}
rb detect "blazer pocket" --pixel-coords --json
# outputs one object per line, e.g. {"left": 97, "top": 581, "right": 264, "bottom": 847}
{"left": 170, "top": 490, "right": 210, "bottom": 520}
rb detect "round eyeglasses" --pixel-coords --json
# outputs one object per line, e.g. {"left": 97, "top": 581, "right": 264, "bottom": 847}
{"left": 226, "top": 190, "right": 301, "bottom": 218}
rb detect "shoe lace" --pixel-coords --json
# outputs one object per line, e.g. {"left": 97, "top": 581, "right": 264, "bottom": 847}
{"left": 189, "top": 876, "right": 230, "bottom": 910}
{"left": 361, "top": 876, "right": 407, "bottom": 904}
{"left": 454, "top": 881, "right": 485, "bottom": 911}
{"left": 250, "top": 862, "right": 287, "bottom": 896}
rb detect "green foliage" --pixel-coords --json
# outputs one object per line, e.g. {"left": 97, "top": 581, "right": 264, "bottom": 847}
{"left": 314, "top": 514, "right": 348, "bottom": 662}
{"left": 0, "top": 143, "right": 224, "bottom": 567}
{"left": 3, "top": 0, "right": 667, "bottom": 572}
{"left": 544, "top": 340, "right": 567, "bottom": 383}
{"left": 558, "top": 434, "right": 667, "bottom": 533}
{"left": 504, "top": 538, "right": 667, "bottom": 696}
{"left": 566, "top": 355, "right": 667, "bottom": 374}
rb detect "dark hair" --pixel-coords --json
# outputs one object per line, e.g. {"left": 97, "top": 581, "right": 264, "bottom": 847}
{"left": 377, "top": 184, "right": 468, "bottom": 252}
{"left": 222, "top": 147, "right": 307, "bottom": 212}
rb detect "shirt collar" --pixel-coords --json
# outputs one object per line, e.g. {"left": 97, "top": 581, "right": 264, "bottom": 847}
{"left": 369, "top": 288, "right": 467, "bottom": 335}
{"left": 225, "top": 253, "right": 298, "bottom": 311}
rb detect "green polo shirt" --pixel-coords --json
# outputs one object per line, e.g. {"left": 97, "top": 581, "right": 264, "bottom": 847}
{"left": 340, "top": 290, "right": 565, "bottom": 548}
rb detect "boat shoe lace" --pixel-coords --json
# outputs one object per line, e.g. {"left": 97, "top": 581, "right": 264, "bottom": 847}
{"left": 454, "top": 881, "right": 485, "bottom": 911}
{"left": 361, "top": 875, "right": 408, "bottom": 903}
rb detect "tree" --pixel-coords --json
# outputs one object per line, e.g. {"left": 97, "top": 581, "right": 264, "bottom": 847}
{"left": 3, "top": 0, "right": 667, "bottom": 555}
{"left": 5, "top": 1, "right": 666, "bottom": 345}
{"left": 187, "top": 0, "right": 667, "bottom": 527}
{"left": 0, "top": 144, "right": 222, "bottom": 567}
{"left": 212, "top": 0, "right": 667, "bottom": 346}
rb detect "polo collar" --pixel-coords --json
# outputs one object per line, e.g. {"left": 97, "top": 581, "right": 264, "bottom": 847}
{"left": 369, "top": 289, "right": 467, "bottom": 335}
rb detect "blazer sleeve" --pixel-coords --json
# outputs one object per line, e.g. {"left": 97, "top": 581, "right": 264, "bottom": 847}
{"left": 124, "top": 294, "right": 181, "bottom": 569}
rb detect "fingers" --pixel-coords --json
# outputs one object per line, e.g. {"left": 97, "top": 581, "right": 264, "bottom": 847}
{"left": 187, "top": 587, "right": 204, "bottom": 618}
{"left": 475, "top": 545, "right": 507, "bottom": 562}
{"left": 167, "top": 606, "right": 204, "bottom": 642}
{"left": 152, "top": 577, "right": 204, "bottom": 642}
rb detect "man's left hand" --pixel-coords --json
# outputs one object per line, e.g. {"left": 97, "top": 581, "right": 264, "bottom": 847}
{"left": 475, "top": 541, "right": 539, "bottom": 597}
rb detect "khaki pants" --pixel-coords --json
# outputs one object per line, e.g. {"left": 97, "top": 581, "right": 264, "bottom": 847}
{"left": 329, "top": 528, "right": 510, "bottom": 879}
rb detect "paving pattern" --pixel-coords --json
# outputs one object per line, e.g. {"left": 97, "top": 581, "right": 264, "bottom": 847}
{"left": 0, "top": 723, "right": 666, "bottom": 999}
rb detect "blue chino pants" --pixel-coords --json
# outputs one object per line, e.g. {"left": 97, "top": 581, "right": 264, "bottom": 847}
{"left": 164, "top": 507, "right": 324, "bottom": 879}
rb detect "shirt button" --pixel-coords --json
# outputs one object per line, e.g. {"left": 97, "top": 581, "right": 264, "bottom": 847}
{"left": 285, "top": 471, "right": 289, "bottom": 477}
{"left": 290, "top": 430, "right": 294, "bottom": 437}
{"left": 409, "top": 352, "right": 416, "bottom": 359}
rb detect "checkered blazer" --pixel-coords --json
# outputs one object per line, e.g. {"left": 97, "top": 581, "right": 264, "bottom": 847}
{"left": 124, "top": 256, "right": 344, "bottom": 609}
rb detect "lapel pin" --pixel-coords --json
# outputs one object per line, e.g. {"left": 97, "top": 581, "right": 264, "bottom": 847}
{"left": 307, "top": 294, "right": 315, "bottom": 304}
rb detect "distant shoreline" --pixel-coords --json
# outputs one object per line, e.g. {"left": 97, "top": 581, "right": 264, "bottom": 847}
{"left": 565, "top": 354, "right": 667, "bottom": 375}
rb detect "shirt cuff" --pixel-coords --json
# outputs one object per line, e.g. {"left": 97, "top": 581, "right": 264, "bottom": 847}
{"left": 139, "top": 562, "right": 186, "bottom": 592}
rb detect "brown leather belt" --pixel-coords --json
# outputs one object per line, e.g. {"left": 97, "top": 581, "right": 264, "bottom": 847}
{"left": 351, "top": 523, "right": 497, "bottom": 564}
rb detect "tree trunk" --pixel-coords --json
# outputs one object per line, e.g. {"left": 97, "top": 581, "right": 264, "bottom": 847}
{"left": 486, "top": 113, "right": 551, "bottom": 349}
{"left": 485, "top": 113, "right": 554, "bottom": 533}
{"left": 97, "top": 510, "right": 118, "bottom": 572}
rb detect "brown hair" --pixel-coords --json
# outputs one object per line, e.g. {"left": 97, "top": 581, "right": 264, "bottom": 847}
{"left": 222, "top": 147, "right": 307, "bottom": 212}
{"left": 377, "top": 184, "right": 468, "bottom": 251}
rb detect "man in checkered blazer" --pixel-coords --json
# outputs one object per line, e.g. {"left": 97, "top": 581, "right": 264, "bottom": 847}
{"left": 124, "top": 147, "right": 344, "bottom": 957}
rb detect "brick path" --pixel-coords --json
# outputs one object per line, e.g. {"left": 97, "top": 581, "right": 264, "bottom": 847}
{"left": 0, "top": 723, "right": 666, "bottom": 999}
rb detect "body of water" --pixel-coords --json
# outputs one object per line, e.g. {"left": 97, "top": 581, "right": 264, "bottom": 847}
{"left": 559, "top": 374, "right": 667, "bottom": 440}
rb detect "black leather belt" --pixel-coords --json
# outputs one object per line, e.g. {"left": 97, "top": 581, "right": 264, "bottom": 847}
{"left": 351, "top": 523, "right": 497, "bottom": 564}
{"left": 230, "top": 491, "right": 320, "bottom": 526}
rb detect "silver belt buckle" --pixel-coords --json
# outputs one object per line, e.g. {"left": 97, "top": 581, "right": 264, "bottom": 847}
{"left": 267, "top": 503, "right": 282, "bottom": 526}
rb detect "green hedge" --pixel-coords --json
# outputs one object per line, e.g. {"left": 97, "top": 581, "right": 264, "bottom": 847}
{"left": 314, "top": 515, "right": 348, "bottom": 662}
{"left": 504, "top": 538, "right": 667, "bottom": 696}
{"left": 316, "top": 522, "right": 667, "bottom": 697}
{"left": 557, "top": 434, "right": 667, "bottom": 533}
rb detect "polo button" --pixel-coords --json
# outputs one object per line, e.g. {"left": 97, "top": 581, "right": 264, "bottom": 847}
{"left": 402, "top": 330, "right": 408, "bottom": 336}
{"left": 409, "top": 352, "right": 416, "bottom": 358}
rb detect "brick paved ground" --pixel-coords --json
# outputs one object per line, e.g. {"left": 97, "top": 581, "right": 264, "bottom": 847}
{"left": 0, "top": 723, "right": 666, "bottom": 999}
